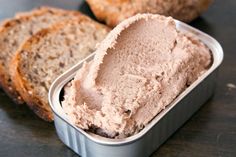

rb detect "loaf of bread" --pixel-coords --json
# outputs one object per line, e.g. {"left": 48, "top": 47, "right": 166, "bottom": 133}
{"left": 86, "top": 0, "right": 213, "bottom": 27}
{"left": 10, "top": 18, "right": 109, "bottom": 121}
{"left": 0, "top": 7, "right": 83, "bottom": 104}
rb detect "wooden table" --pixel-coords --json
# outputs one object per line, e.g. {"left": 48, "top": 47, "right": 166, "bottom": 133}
{"left": 0, "top": 0, "right": 235, "bottom": 156}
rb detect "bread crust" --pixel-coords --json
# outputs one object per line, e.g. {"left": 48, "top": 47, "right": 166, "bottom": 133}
{"left": 0, "top": 7, "right": 83, "bottom": 104}
{"left": 11, "top": 51, "right": 54, "bottom": 121}
{"left": 11, "top": 28, "right": 54, "bottom": 121}
{"left": 86, "top": 0, "right": 213, "bottom": 27}
{"left": 10, "top": 17, "right": 110, "bottom": 121}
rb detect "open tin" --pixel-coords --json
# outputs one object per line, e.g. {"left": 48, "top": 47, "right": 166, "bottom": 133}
{"left": 48, "top": 20, "right": 223, "bottom": 157}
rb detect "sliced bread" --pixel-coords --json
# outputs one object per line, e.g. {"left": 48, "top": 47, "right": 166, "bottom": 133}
{"left": 10, "top": 18, "right": 109, "bottom": 121}
{"left": 0, "top": 7, "right": 84, "bottom": 104}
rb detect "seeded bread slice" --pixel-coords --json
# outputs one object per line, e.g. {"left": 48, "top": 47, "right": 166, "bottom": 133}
{"left": 0, "top": 7, "right": 83, "bottom": 104}
{"left": 10, "top": 18, "right": 109, "bottom": 121}
{"left": 86, "top": 0, "right": 213, "bottom": 27}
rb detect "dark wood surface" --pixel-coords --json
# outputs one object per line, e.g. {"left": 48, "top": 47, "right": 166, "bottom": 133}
{"left": 0, "top": 0, "right": 235, "bottom": 157}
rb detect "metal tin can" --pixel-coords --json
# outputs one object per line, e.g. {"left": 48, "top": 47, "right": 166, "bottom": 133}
{"left": 48, "top": 20, "right": 223, "bottom": 157}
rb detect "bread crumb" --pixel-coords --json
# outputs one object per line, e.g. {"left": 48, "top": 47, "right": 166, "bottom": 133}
{"left": 226, "top": 83, "right": 236, "bottom": 89}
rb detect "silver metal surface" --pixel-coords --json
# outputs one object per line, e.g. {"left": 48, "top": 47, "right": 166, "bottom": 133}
{"left": 49, "top": 20, "right": 223, "bottom": 157}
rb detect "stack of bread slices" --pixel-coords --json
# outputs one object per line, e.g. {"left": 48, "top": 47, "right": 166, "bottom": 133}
{"left": 0, "top": 7, "right": 110, "bottom": 121}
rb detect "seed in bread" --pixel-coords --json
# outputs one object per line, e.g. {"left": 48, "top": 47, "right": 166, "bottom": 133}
{"left": 0, "top": 6, "right": 83, "bottom": 104}
{"left": 10, "top": 18, "right": 110, "bottom": 121}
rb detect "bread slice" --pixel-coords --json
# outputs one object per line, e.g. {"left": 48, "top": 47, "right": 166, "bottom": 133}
{"left": 0, "top": 7, "right": 83, "bottom": 104}
{"left": 10, "top": 18, "right": 110, "bottom": 121}
{"left": 86, "top": 0, "right": 213, "bottom": 27}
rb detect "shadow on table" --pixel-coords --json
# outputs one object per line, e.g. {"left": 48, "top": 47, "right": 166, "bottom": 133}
{"left": 77, "top": 1, "right": 97, "bottom": 20}
{"left": 190, "top": 17, "right": 216, "bottom": 36}
{"left": 0, "top": 89, "right": 56, "bottom": 138}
